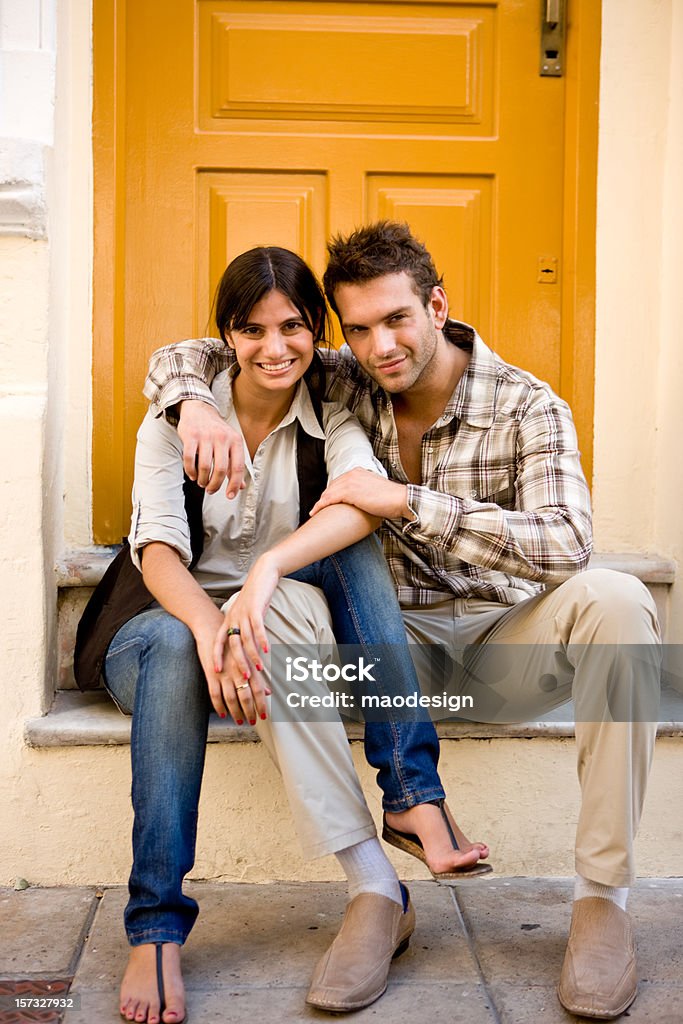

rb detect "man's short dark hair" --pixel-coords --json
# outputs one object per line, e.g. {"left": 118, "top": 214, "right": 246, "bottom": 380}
{"left": 323, "top": 221, "right": 444, "bottom": 315}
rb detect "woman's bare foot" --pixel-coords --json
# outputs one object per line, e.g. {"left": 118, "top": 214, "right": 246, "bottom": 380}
{"left": 385, "top": 803, "right": 490, "bottom": 876}
{"left": 119, "top": 942, "right": 186, "bottom": 1024}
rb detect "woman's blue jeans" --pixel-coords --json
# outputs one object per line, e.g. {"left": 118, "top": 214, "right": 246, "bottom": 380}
{"left": 103, "top": 534, "right": 443, "bottom": 945}
{"left": 104, "top": 608, "right": 210, "bottom": 945}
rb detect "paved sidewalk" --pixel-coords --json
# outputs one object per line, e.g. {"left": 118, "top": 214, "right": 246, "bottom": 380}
{"left": 1, "top": 878, "right": 682, "bottom": 1024}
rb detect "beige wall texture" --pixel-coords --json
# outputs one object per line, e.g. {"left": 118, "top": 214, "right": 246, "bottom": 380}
{"left": 0, "top": 0, "right": 680, "bottom": 888}
{"left": 3, "top": 738, "right": 682, "bottom": 887}
{"left": 592, "top": 0, "right": 683, "bottom": 640}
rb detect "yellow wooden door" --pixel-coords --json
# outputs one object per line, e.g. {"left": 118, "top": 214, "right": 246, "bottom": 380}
{"left": 93, "top": 0, "right": 599, "bottom": 543}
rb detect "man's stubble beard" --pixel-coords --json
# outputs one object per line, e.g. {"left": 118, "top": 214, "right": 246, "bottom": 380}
{"left": 371, "top": 318, "right": 442, "bottom": 396}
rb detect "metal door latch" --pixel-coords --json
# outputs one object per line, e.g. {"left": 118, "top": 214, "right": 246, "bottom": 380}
{"left": 540, "top": 0, "right": 565, "bottom": 77}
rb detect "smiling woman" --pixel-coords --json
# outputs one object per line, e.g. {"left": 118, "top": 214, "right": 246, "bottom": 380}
{"left": 76, "top": 245, "right": 490, "bottom": 1024}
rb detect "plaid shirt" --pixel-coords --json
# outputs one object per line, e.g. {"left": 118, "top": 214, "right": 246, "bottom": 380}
{"left": 145, "top": 320, "right": 593, "bottom": 607}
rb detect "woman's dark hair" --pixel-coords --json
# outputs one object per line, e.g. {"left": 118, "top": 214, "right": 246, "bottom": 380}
{"left": 214, "top": 246, "right": 330, "bottom": 346}
{"left": 213, "top": 246, "right": 330, "bottom": 409}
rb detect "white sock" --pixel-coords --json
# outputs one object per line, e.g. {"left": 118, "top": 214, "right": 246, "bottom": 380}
{"left": 574, "top": 874, "right": 629, "bottom": 911}
{"left": 336, "top": 838, "right": 403, "bottom": 906}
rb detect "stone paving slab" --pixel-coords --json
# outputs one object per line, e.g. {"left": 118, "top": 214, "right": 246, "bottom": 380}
{"left": 68, "top": 981, "right": 497, "bottom": 1024}
{"left": 191, "top": 982, "right": 497, "bottom": 1023}
{"left": 489, "top": 981, "right": 683, "bottom": 1024}
{"left": 454, "top": 877, "right": 573, "bottom": 985}
{"left": 70, "top": 881, "right": 480, "bottom": 993}
{"left": 0, "top": 888, "right": 96, "bottom": 977}
{"left": 628, "top": 879, "right": 683, "bottom": 982}
{"left": 69, "top": 881, "right": 491, "bottom": 1023}
{"left": 455, "top": 877, "right": 683, "bottom": 1022}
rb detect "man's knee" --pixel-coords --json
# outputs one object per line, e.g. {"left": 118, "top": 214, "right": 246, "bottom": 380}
{"left": 561, "top": 568, "right": 660, "bottom": 642}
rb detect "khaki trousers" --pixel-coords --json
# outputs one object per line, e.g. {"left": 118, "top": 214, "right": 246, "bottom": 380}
{"left": 401, "top": 569, "right": 662, "bottom": 886}
{"left": 224, "top": 577, "right": 376, "bottom": 861}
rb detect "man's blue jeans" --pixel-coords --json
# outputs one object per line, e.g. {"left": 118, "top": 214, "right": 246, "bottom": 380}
{"left": 290, "top": 534, "right": 444, "bottom": 812}
{"left": 103, "top": 534, "right": 443, "bottom": 944}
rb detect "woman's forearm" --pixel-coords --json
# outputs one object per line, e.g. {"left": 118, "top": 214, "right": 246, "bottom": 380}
{"left": 263, "top": 504, "right": 380, "bottom": 578}
{"left": 140, "top": 542, "right": 223, "bottom": 635}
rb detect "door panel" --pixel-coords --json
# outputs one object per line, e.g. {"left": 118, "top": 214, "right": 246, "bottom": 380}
{"left": 367, "top": 174, "right": 493, "bottom": 342}
{"left": 198, "top": 1, "right": 495, "bottom": 128}
{"left": 197, "top": 171, "right": 329, "bottom": 335}
{"left": 93, "top": 0, "right": 598, "bottom": 542}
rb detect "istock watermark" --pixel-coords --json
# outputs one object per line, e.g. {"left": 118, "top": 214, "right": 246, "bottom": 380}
{"left": 271, "top": 643, "right": 479, "bottom": 723}
{"left": 262, "top": 642, "right": 678, "bottom": 725}
{"left": 285, "top": 655, "right": 378, "bottom": 684}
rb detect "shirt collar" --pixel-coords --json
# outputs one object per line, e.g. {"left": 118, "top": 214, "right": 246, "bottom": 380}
{"left": 371, "top": 319, "right": 498, "bottom": 430}
{"left": 441, "top": 321, "right": 499, "bottom": 429}
{"left": 214, "top": 364, "right": 326, "bottom": 441}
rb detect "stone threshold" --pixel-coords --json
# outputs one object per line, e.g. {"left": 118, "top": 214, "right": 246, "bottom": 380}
{"left": 55, "top": 548, "right": 678, "bottom": 587}
{"left": 39, "top": 547, "right": 679, "bottom": 748}
{"left": 25, "top": 688, "right": 683, "bottom": 747}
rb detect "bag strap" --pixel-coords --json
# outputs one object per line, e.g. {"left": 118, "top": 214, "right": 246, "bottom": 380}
{"left": 297, "top": 364, "right": 327, "bottom": 524}
{"left": 74, "top": 473, "right": 206, "bottom": 690}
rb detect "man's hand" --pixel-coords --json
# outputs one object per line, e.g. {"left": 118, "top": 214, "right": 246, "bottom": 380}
{"left": 177, "top": 399, "right": 246, "bottom": 496}
{"left": 309, "top": 469, "right": 411, "bottom": 520}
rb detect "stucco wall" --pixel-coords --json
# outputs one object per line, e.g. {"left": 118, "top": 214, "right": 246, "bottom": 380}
{"left": 1, "top": 738, "right": 681, "bottom": 886}
{"left": 592, "top": 0, "right": 682, "bottom": 642}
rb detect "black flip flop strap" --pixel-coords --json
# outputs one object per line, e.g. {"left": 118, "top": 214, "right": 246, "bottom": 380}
{"left": 155, "top": 943, "right": 166, "bottom": 1014}
{"left": 428, "top": 798, "right": 461, "bottom": 852}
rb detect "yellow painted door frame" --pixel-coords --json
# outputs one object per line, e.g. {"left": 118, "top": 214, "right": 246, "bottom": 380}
{"left": 92, "top": 0, "right": 600, "bottom": 544}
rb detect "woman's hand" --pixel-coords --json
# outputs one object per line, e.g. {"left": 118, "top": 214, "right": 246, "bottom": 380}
{"left": 214, "top": 554, "right": 282, "bottom": 678}
{"left": 193, "top": 613, "right": 270, "bottom": 726}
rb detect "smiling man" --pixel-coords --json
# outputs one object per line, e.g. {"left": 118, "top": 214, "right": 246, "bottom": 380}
{"left": 144, "top": 221, "right": 661, "bottom": 1020}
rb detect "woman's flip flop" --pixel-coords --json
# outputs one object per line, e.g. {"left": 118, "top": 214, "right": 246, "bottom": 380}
{"left": 153, "top": 943, "right": 187, "bottom": 1024}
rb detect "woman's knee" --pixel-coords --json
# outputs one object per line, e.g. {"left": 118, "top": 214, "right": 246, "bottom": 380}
{"left": 264, "top": 578, "right": 336, "bottom": 646}
{"left": 106, "top": 610, "right": 202, "bottom": 708}
{"left": 146, "top": 612, "right": 198, "bottom": 661}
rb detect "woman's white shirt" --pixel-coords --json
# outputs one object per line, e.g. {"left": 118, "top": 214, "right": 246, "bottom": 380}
{"left": 129, "top": 367, "right": 386, "bottom": 597}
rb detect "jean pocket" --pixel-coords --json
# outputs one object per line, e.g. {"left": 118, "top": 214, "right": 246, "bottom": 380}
{"left": 101, "top": 677, "right": 133, "bottom": 716}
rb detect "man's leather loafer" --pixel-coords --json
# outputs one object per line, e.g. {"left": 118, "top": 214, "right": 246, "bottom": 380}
{"left": 306, "top": 885, "right": 415, "bottom": 1012}
{"left": 558, "top": 897, "right": 637, "bottom": 1020}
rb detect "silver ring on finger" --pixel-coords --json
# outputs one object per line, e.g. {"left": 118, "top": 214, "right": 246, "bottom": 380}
{"left": 235, "top": 682, "right": 251, "bottom": 691}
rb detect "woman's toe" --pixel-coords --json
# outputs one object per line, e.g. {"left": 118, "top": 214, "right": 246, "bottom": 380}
{"left": 162, "top": 1005, "right": 185, "bottom": 1023}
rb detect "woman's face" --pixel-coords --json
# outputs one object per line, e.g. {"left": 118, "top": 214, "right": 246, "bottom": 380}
{"left": 227, "top": 289, "right": 315, "bottom": 396}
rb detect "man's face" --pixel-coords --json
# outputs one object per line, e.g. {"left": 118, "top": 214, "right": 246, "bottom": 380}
{"left": 333, "top": 272, "right": 447, "bottom": 394}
